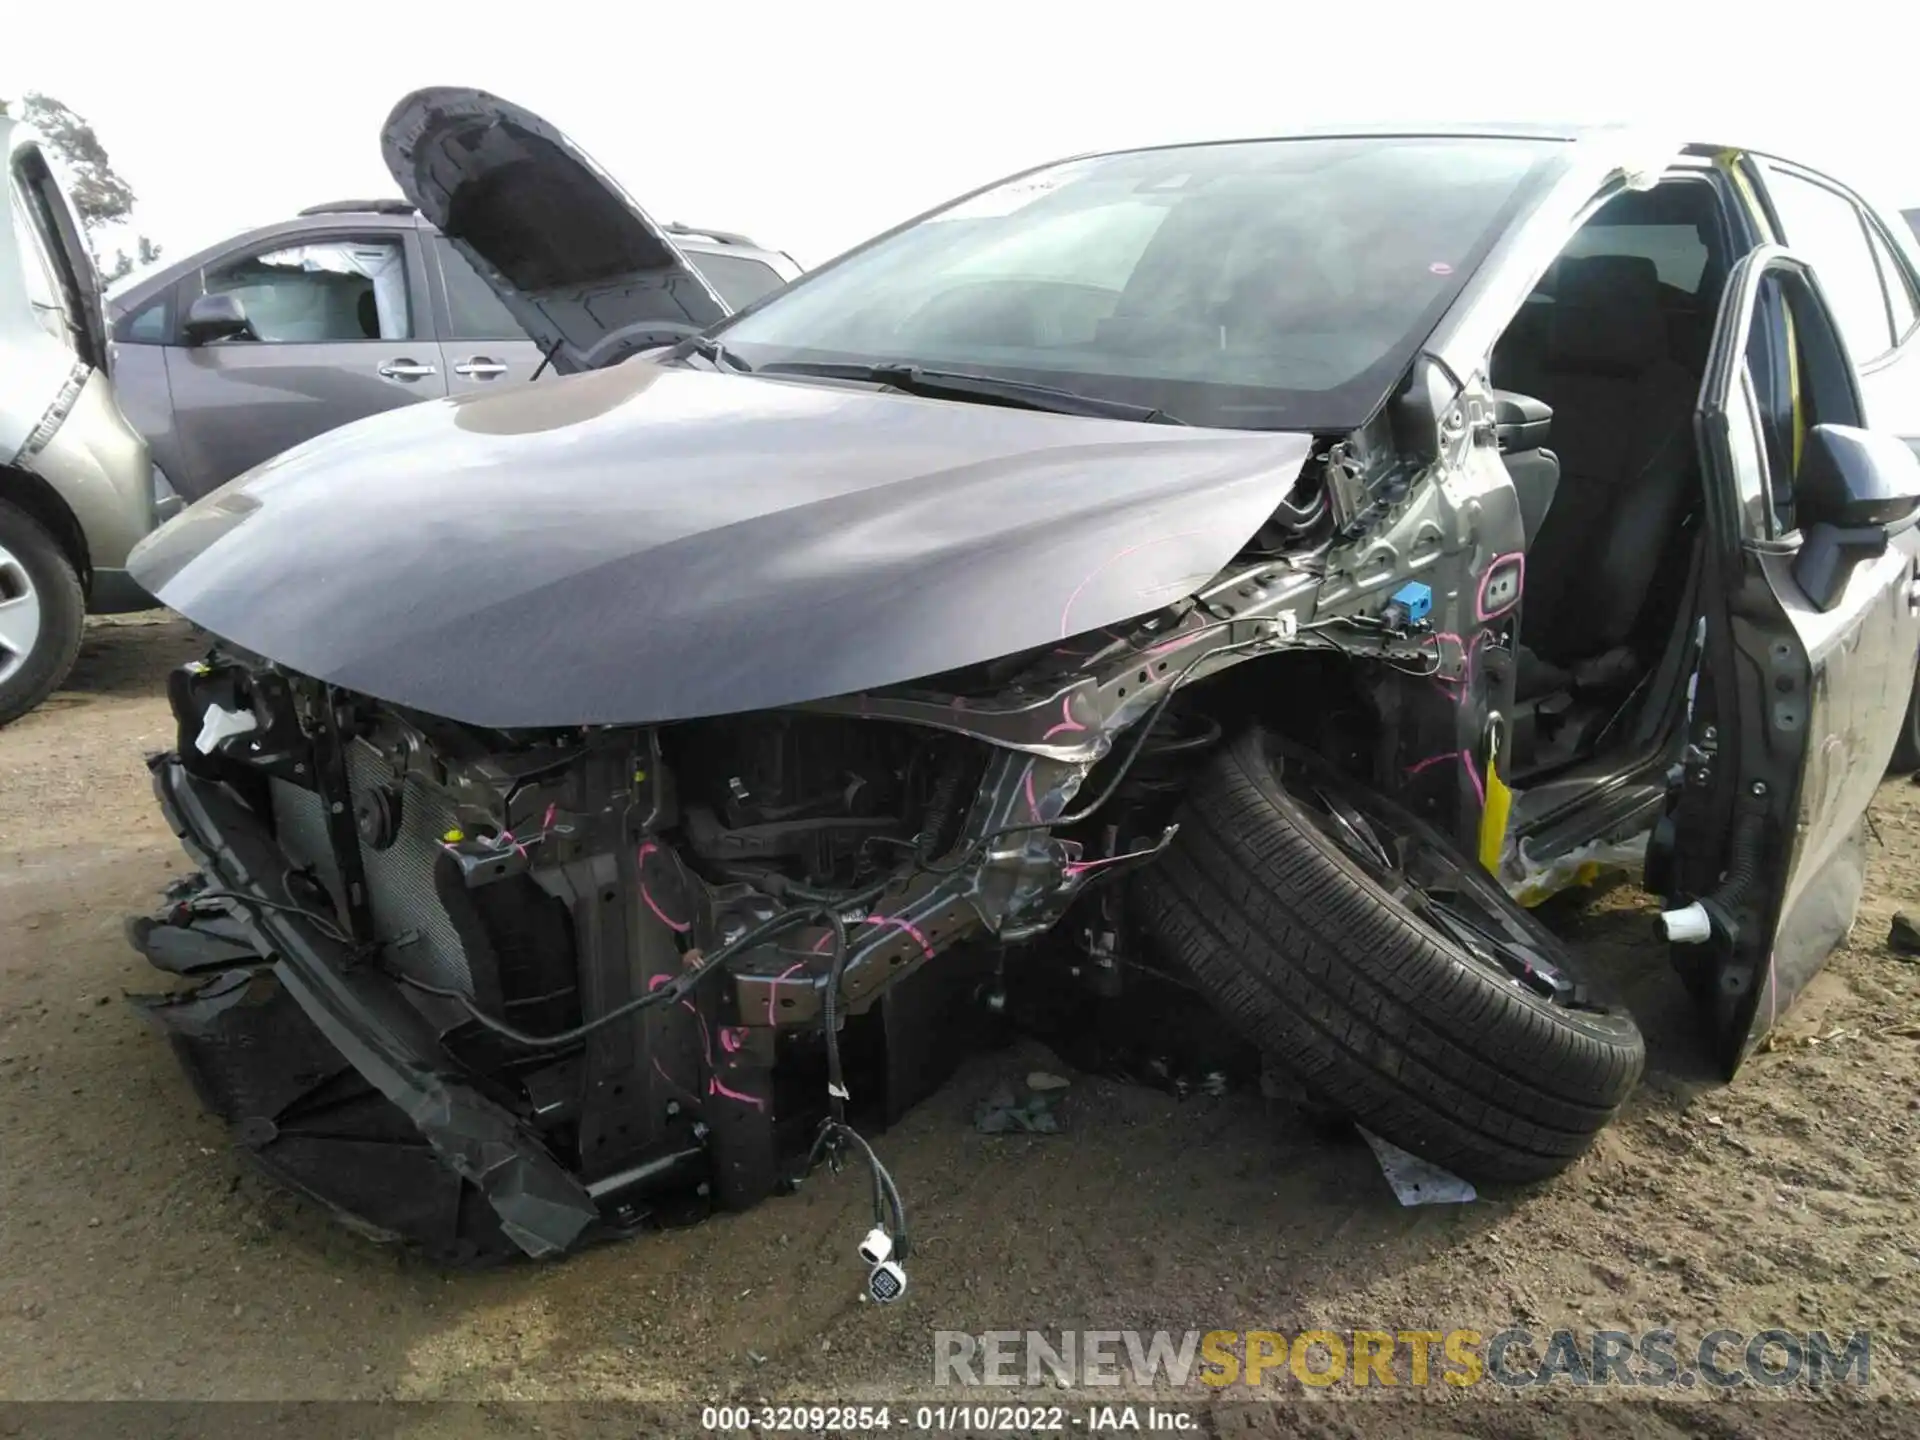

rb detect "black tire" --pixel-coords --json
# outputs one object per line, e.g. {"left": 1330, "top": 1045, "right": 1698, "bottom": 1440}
{"left": 1889, "top": 663, "right": 1920, "bottom": 774}
{"left": 0, "top": 499, "right": 86, "bottom": 727}
{"left": 1133, "top": 728, "right": 1644, "bottom": 1182}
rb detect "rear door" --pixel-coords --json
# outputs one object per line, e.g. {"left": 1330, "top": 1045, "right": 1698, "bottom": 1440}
{"left": 163, "top": 226, "right": 446, "bottom": 494}
{"left": 425, "top": 233, "right": 545, "bottom": 392}
{"left": 1665, "top": 244, "right": 1920, "bottom": 1074}
{"left": 1751, "top": 160, "right": 1920, "bottom": 456}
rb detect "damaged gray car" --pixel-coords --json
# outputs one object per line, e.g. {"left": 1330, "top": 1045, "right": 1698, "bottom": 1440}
{"left": 125, "top": 90, "right": 1920, "bottom": 1267}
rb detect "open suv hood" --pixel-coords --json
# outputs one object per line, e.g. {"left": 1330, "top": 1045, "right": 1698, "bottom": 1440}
{"left": 380, "top": 87, "right": 727, "bottom": 375}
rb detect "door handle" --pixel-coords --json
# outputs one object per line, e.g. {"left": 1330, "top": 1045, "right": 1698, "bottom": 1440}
{"left": 453, "top": 356, "right": 508, "bottom": 380}
{"left": 377, "top": 359, "right": 437, "bottom": 381}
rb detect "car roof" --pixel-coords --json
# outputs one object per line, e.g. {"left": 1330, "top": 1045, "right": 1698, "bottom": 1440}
{"left": 107, "top": 203, "right": 797, "bottom": 313}
{"left": 282, "top": 201, "right": 789, "bottom": 259}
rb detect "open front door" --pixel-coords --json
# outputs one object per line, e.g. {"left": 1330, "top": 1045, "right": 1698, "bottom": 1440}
{"left": 3, "top": 120, "right": 111, "bottom": 463}
{"left": 1660, "top": 245, "right": 1920, "bottom": 1075}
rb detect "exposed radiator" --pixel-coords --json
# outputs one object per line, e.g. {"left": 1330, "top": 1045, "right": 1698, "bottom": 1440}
{"left": 269, "top": 739, "right": 476, "bottom": 994}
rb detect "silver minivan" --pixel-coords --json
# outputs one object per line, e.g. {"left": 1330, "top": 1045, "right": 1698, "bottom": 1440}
{"left": 1, "top": 117, "right": 159, "bottom": 725}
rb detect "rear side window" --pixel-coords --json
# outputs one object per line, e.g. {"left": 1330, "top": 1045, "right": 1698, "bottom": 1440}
{"left": 687, "top": 252, "right": 786, "bottom": 309}
{"left": 435, "top": 238, "right": 527, "bottom": 340}
{"left": 1762, "top": 168, "right": 1897, "bottom": 363}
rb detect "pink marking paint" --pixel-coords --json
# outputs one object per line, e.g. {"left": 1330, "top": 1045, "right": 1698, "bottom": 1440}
{"left": 766, "top": 961, "right": 808, "bottom": 1026}
{"left": 642, "top": 887, "right": 691, "bottom": 933}
{"left": 1430, "top": 630, "right": 1494, "bottom": 708}
{"left": 1057, "top": 531, "right": 1206, "bottom": 638}
{"left": 1064, "top": 853, "right": 1135, "bottom": 878}
{"left": 652, "top": 1057, "right": 695, "bottom": 1099}
{"left": 708, "top": 1076, "right": 767, "bottom": 1111}
{"left": 1475, "top": 553, "right": 1525, "bottom": 621}
{"left": 637, "top": 841, "right": 691, "bottom": 932}
{"left": 648, "top": 974, "right": 674, "bottom": 992}
{"left": 1461, "top": 752, "right": 1487, "bottom": 809}
{"left": 719, "top": 1027, "right": 748, "bottom": 1054}
{"left": 689, "top": 1007, "right": 711, "bottom": 1065}
{"left": 542, "top": 803, "right": 557, "bottom": 831}
{"left": 1765, "top": 951, "right": 1778, "bottom": 1039}
{"left": 1024, "top": 770, "right": 1042, "bottom": 819}
{"left": 1403, "top": 748, "right": 1487, "bottom": 808}
{"left": 1041, "top": 696, "right": 1088, "bottom": 741}
{"left": 863, "top": 914, "right": 934, "bottom": 959}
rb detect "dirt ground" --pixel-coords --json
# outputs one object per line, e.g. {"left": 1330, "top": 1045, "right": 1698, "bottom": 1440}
{"left": 4, "top": 615, "right": 1920, "bottom": 1435}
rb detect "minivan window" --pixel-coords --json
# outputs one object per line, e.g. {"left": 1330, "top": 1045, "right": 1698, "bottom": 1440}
{"left": 436, "top": 238, "right": 526, "bottom": 340}
{"left": 1762, "top": 169, "right": 1895, "bottom": 362}
{"left": 716, "top": 136, "right": 1564, "bottom": 431}
{"left": 684, "top": 252, "right": 786, "bottom": 309}
{"left": 203, "top": 237, "right": 413, "bottom": 342}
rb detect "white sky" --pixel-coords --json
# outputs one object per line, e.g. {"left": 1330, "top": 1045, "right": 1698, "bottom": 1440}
{"left": 5, "top": 0, "right": 1917, "bottom": 272}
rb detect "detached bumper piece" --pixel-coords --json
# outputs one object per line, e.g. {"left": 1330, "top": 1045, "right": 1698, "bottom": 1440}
{"left": 133, "top": 755, "right": 606, "bottom": 1264}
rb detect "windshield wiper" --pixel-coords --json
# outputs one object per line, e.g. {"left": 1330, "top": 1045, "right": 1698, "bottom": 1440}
{"left": 759, "top": 361, "right": 1185, "bottom": 425}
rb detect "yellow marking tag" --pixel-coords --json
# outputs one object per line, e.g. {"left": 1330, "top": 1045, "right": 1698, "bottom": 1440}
{"left": 1477, "top": 715, "right": 1512, "bottom": 874}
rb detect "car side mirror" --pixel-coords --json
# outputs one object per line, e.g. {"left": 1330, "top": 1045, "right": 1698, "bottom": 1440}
{"left": 1790, "top": 424, "right": 1920, "bottom": 612}
{"left": 1794, "top": 423, "right": 1920, "bottom": 529}
{"left": 183, "top": 292, "right": 255, "bottom": 346}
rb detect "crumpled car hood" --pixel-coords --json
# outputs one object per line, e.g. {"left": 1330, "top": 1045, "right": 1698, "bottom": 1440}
{"left": 130, "top": 362, "right": 1314, "bottom": 728}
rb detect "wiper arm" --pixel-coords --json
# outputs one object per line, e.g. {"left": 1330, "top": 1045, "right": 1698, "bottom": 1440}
{"left": 680, "top": 335, "right": 754, "bottom": 373}
{"left": 761, "top": 360, "right": 1184, "bottom": 425}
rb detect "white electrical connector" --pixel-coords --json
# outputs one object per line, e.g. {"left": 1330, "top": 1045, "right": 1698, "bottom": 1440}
{"left": 194, "top": 702, "right": 259, "bottom": 755}
{"left": 858, "top": 1225, "right": 893, "bottom": 1265}
{"left": 1659, "top": 902, "right": 1713, "bottom": 945}
{"left": 867, "top": 1259, "right": 907, "bottom": 1304}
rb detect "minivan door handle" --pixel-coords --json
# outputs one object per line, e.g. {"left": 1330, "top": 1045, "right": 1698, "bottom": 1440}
{"left": 453, "top": 356, "right": 508, "bottom": 380}
{"left": 377, "top": 359, "right": 437, "bottom": 381}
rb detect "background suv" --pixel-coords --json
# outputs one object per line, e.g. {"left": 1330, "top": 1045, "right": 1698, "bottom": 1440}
{"left": 2, "top": 115, "right": 159, "bottom": 725}
{"left": 104, "top": 202, "right": 800, "bottom": 502}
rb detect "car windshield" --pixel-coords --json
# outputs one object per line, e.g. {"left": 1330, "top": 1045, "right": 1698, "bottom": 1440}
{"left": 717, "top": 135, "right": 1564, "bottom": 431}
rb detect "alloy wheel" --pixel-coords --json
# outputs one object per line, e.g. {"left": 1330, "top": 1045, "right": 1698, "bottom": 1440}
{"left": 0, "top": 539, "right": 43, "bottom": 687}
{"left": 1274, "top": 751, "right": 1594, "bottom": 1011}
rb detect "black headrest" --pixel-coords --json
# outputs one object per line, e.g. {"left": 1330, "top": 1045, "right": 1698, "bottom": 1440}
{"left": 356, "top": 289, "right": 380, "bottom": 339}
{"left": 1548, "top": 254, "right": 1667, "bottom": 375}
